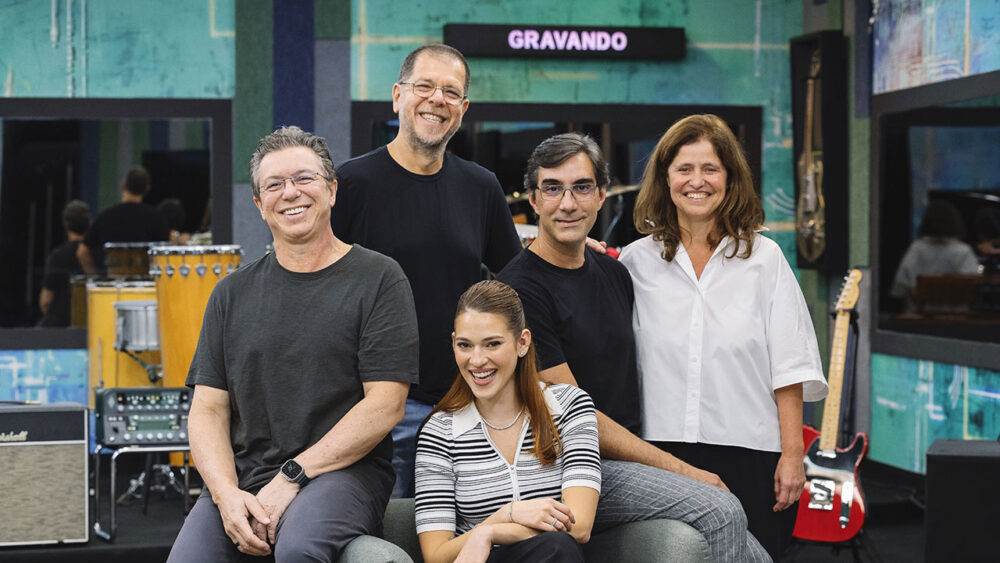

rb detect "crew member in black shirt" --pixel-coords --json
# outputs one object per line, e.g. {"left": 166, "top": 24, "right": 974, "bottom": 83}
{"left": 78, "top": 166, "right": 170, "bottom": 274}
{"left": 38, "top": 199, "right": 90, "bottom": 326}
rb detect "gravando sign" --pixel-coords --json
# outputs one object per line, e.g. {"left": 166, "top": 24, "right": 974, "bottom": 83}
{"left": 444, "top": 24, "right": 685, "bottom": 61}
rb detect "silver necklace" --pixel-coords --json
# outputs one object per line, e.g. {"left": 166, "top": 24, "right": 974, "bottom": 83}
{"left": 482, "top": 407, "right": 525, "bottom": 431}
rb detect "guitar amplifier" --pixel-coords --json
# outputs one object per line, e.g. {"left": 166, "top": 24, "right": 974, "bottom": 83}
{"left": 926, "top": 439, "right": 1000, "bottom": 562}
{"left": 94, "top": 387, "right": 191, "bottom": 446}
{"left": 0, "top": 403, "right": 89, "bottom": 546}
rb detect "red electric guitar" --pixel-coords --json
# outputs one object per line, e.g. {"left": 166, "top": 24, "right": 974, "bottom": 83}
{"left": 792, "top": 269, "right": 867, "bottom": 543}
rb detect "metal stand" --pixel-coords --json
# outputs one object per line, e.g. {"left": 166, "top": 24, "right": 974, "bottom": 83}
{"left": 785, "top": 529, "right": 883, "bottom": 562}
{"left": 92, "top": 444, "right": 192, "bottom": 542}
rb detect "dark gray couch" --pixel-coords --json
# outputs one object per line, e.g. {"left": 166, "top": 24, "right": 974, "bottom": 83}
{"left": 337, "top": 498, "right": 711, "bottom": 562}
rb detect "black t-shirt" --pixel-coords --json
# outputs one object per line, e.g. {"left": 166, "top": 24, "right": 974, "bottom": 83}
{"left": 84, "top": 202, "right": 170, "bottom": 272}
{"left": 186, "top": 245, "right": 419, "bottom": 493}
{"left": 333, "top": 146, "right": 522, "bottom": 404}
{"left": 498, "top": 247, "right": 641, "bottom": 434}
{"left": 39, "top": 240, "right": 83, "bottom": 327}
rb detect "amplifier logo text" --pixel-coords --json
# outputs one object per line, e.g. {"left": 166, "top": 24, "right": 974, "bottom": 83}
{"left": 0, "top": 430, "right": 28, "bottom": 442}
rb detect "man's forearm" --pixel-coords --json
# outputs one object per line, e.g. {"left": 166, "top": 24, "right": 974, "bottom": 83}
{"left": 188, "top": 408, "right": 241, "bottom": 500}
{"left": 296, "top": 383, "right": 406, "bottom": 477}
{"left": 595, "top": 409, "right": 694, "bottom": 474}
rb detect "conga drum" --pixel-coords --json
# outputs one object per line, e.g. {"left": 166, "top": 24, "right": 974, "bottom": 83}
{"left": 70, "top": 274, "right": 89, "bottom": 327}
{"left": 87, "top": 280, "right": 162, "bottom": 407}
{"left": 105, "top": 242, "right": 156, "bottom": 277}
{"left": 150, "top": 245, "right": 241, "bottom": 387}
{"left": 151, "top": 245, "right": 240, "bottom": 466}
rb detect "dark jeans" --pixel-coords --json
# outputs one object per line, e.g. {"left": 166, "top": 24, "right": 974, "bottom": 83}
{"left": 485, "top": 532, "right": 583, "bottom": 563}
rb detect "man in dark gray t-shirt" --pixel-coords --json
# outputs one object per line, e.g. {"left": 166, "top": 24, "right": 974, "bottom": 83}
{"left": 168, "top": 126, "right": 418, "bottom": 563}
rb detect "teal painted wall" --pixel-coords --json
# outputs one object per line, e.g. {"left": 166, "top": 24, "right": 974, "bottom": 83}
{"left": 0, "top": 0, "right": 234, "bottom": 98}
{"left": 871, "top": 353, "right": 1000, "bottom": 473}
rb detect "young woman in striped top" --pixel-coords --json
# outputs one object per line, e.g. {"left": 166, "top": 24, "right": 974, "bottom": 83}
{"left": 415, "top": 280, "right": 601, "bottom": 563}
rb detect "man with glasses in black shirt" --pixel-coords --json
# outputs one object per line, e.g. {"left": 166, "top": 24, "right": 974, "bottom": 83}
{"left": 332, "top": 44, "right": 522, "bottom": 498}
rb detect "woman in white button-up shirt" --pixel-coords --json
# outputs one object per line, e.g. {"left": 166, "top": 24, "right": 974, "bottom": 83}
{"left": 619, "top": 114, "right": 828, "bottom": 560}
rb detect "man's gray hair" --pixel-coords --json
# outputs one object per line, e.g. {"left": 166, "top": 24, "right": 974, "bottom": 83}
{"left": 523, "top": 132, "right": 610, "bottom": 193}
{"left": 249, "top": 126, "right": 336, "bottom": 198}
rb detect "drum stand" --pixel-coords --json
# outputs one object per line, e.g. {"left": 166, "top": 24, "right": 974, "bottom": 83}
{"left": 116, "top": 456, "right": 187, "bottom": 511}
{"left": 119, "top": 349, "right": 162, "bottom": 383}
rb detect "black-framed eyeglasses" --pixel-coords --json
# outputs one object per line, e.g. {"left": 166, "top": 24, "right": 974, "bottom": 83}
{"left": 398, "top": 81, "right": 466, "bottom": 105}
{"left": 260, "top": 172, "right": 327, "bottom": 194}
{"left": 534, "top": 182, "right": 599, "bottom": 200}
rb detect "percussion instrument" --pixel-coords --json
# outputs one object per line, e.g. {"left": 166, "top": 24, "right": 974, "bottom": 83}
{"left": 104, "top": 242, "right": 162, "bottom": 277}
{"left": 150, "top": 245, "right": 242, "bottom": 388}
{"left": 70, "top": 274, "right": 89, "bottom": 327}
{"left": 87, "top": 280, "right": 162, "bottom": 407}
{"left": 114, "top": 300, "right": 158, "bottom": 352}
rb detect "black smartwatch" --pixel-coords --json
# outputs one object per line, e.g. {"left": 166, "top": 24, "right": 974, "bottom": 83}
{"left": 280, "top": 459, "right": 310, "bottom": 487}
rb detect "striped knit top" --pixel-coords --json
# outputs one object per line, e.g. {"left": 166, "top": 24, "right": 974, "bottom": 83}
{"left": 414, "top": 383, "right": 601, "bottom": 535}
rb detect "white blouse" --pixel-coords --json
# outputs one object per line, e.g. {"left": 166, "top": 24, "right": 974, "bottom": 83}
{"left": 620, "top": 233, "right": 828, "bottom": 452}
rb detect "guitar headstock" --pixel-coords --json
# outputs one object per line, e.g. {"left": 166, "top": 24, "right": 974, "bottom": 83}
{"left": 834, "top": 269, "right": 862, "bottom": 313}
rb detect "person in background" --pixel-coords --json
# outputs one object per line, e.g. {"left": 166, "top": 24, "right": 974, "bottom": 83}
{"left": 620, "top": 114, "right": 829, "bottom": 560}
{"left": 499, "top": 132, "right": 768, "bottom": 561}
{"left": 38, "top": 199, "right": 90, "bottom": 326}
{"left": 415, "top": 280, "right": 600, "bottom": 563}
{"left": 157, "top": 198, "right": 191, "bottom": 245}
{"left": 891, "top": 199, "right": 981, "bottom": 313}
{"left": 78, "top": 165, "right": 170, "bottom": 274}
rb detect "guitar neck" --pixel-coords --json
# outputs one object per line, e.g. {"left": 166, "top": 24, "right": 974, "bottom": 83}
{"left": 802, "top": 78, "right": 815, "bottom": 159}
{"left": 818, "top": 310, "right": 850, "bottom": 451}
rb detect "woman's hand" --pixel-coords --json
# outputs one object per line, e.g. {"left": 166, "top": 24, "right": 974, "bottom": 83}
{"left": 511, "top": 498, "right": 575, "bottom": 533}
{"left": 454, "top": 525, "right": 493, "bottom": 563}
{"left": 773, "top": 452, "right": 806, "bottom": 511}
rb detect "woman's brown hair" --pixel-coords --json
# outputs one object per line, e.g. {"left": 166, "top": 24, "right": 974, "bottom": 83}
{"left": 428, "top": 280, "right": 562, "bottom": 465}
{"left": 633, "top": 114, "right": 765, "bottom": 261}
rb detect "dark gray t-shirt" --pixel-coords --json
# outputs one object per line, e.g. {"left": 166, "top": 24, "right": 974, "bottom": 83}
{"left": 187, "top": 245, "right": 419, "bottom": 493}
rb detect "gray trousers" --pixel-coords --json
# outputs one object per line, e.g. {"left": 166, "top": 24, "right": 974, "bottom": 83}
{"left": 594, "top": 460, "right": 771, "bottom": 563}
{"left": 167, "top": 463, "right": 391, "bottom": 563}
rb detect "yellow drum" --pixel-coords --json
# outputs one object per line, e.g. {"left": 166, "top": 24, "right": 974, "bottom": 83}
{"left": 87, "top": 280, "right": 162, "bottom": 407}
{"left": 150, "top": 245, "right": 242, "bottom": 388}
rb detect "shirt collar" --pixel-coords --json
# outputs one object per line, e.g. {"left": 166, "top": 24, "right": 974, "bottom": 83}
{"left": 451, "top": 383, "right": 563, "bottom": 438}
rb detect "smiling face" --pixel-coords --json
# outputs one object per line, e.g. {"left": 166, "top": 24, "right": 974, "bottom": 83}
{"left": 253, "top": 146, "right": 337, "bottom": 246}
{"left": 452, "top": 310, "right": 531, "bottom": 406}
{"left": 667, "top": 138, "right": 728, "bottom": 230}
{"left": 392, "top": 52, "right": 469, "bottom": 154}
{"left": 530, "top": 152, "right": 607, "bottom": 252}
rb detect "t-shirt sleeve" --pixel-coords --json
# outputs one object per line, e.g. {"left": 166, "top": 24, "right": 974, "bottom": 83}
{"left": 482, "top": 174, "right": 522, "bottom": 273}
{"left": 556, "top": 386, "right": 601, "bottom": 493}
{"left": 515, "top": 280, "right": 567, "bottom": 371}
{"left": 415, "top": 415, "right": 457, "bottom": 534}
{"left": 186, "top": 284, "right": 229, "bottom": 390}
{"left": 357, "top": 266, "right": 420, "bottom": 384}
{"left": 41, "top": 252, "right": 60, "bottom": 290}
{"left": 767, "top": 249, "right": 828, "bottom": 402}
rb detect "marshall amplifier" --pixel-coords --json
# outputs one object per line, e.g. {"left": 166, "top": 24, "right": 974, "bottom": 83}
{"left": 94, "top": 387, "right": 190, "bottom": 446}
{"left": 0, "top": 403, "right": 89, "bottom": 546}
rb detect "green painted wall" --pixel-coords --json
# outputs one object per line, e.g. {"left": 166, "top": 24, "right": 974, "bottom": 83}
{"left": 0, "top": 0, "right": 234, "bottom": 98}
{"left": 871, "top": 354, "right": 1000, "bottom": 473}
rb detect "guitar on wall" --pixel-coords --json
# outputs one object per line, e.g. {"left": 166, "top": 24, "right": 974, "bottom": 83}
{"left": 793, "top": 269, "right": 867, "bottom": 543}
{"left": 795, "top": 49, "right": 826, "bottom": 262}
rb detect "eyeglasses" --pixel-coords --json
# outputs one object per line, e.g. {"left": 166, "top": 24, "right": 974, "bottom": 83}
{"left": 534, "top": 182, "right": 599, "bottom": 200}
{"left": 260, "top": 172, "right": 327, "bottom": 194}
{"left": 398, "top": 81, "right": 466, "bottom": 105}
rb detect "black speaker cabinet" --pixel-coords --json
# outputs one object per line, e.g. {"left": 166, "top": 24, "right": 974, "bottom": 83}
{"left": 925, "top": 439, "right": 1000, "bottom": 562}
{"left": 0, "top": 403, "right": 89, "bottom": 546}
{"left": 789, "top": 31, "right": 848, "bottom": 272}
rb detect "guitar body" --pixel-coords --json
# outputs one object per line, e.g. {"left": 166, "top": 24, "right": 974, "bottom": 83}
{"left": 793, "top": 425, "right": 868, "bottom": 543}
